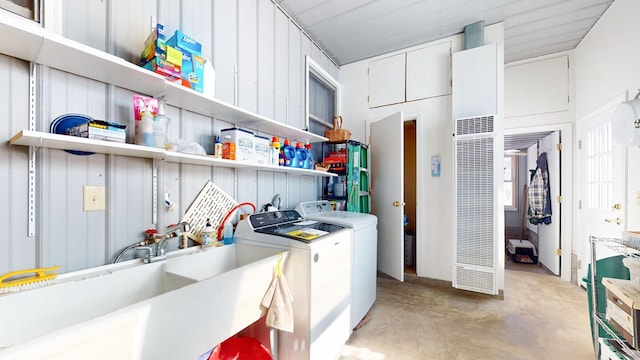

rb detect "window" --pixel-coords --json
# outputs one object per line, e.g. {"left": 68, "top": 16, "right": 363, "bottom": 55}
{"left": 0, "top": 0, "right": 38, "bottom": 20}
{"left": 305, "top": 56, "right": 340, "bottom": 136}
{"left": 586, "top": 122, "right": 612, "bottom": 210}
{"left": 504, "top": 155, "right": 517, "bottom": 210}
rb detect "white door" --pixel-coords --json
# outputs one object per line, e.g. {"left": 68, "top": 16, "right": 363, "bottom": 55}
{"left": 370, "top": 112, "right": 405, "bottom": 281}
{"left": 576, "top": 94, "right": 627, "bottom": 282}
{"left": 536, "top": 131, "right": 561, "bottom": 275}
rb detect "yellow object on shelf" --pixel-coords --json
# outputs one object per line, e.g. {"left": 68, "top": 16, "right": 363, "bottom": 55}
{"left": 0, "top": 265, "right": 60, "bottom": 294}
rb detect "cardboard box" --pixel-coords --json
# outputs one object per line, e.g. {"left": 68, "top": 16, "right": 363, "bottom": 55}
{"left": 179, "top": 50, "right": 205, "bottom": 93}
{"left": 254, "top": 135, "right": 270, "bottom": 165}
{"left": 140, "top": 23, "right": 181, "bottom": 66}
{"left": 222, "top": 142, "right": 236, "bottom": 160}
{"left": 221, "top": 127, "right": 254, "bottom": 162}
{"left": 166, "top": 29, "right": 202, "bottom": 55}
{"left": 142, "top": 57, "right": 181, "bottom": 81}
{"left": 67, "top": 120, "right": 127, "bottom": 143}
{"left": 603, "top": 277, "right": 640, "bottom": 348}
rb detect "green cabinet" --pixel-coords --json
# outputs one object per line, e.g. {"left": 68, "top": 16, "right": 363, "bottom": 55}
{"left": 322, "top": 140, "right": 370, "bottom": 213}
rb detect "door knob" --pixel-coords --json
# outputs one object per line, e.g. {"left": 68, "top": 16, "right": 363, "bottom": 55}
{"left": 605, "top": 218, "right": 622, "bottom": 225}
{"left": 393, "top": 201, "right": 405, "bottom": 207}
{"left": 612, "top": 203, "right": 622, "bottom": 210}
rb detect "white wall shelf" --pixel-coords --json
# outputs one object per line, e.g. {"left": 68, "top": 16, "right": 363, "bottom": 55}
{"left": 0, "top": 10, "right": 326, "bottom": 144}
{"left": 10, "top": 130, "right": 335, "bottom": 177}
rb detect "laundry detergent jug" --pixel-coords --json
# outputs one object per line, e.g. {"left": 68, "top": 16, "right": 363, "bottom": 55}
{"left": 303, "top": 142, "right": 314, "bottom": 169}
{"left": 281, "top": 139, "right": 297, "bottom": 167}
{"left": 295, "top": 142, "right": 307, "bottom": 168}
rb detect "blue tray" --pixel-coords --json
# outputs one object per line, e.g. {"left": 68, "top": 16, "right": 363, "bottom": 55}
{"left": 49, "top": 113, "right": 94, "bottom": 155}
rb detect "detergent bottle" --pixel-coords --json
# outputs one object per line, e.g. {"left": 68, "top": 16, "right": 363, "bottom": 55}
{"left": 295, "top": 142, "right": 307, "bottom": 168}
{"left": 303, "top": 142, "right": 314, "bottom": 169}
{"left": 281, "top": 139, "right": 296, "bottom": 167}
{"left": 270, "top": 136, "right": 281, "bottom": 166}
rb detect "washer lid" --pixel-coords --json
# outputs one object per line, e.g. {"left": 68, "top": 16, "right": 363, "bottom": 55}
{"left": 296, "top": 201, "right": 377, "bottom": 230}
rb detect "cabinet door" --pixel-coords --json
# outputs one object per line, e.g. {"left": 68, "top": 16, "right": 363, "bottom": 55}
{"left": 368, "top": 53, "right": 405, "bottom": 108}
{"left": 452, "top": 42, "right": 497, "bottom": 119}
{"left": 505, "top": 55, "right": 569, "bottom": 117}
{"left": 406, "top": 41, "right": 451, "bottom": 101}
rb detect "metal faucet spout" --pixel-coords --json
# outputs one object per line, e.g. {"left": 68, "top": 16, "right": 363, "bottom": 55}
{"left": 157, "top": 222, "right": 191, "bottom": 257}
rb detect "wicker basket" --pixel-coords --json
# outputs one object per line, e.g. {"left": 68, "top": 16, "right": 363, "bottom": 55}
{"left": 324, "top": 115, "right": 351, "bottom": 142}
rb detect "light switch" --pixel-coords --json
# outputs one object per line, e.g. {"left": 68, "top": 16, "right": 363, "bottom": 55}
{"left": 83, "top": 186, "right": 105, "bottom": 211}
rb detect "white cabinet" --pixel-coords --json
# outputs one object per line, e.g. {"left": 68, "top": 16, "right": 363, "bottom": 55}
{"left": 406, "top": 41, "right": 451, "bottom": 102}
{"left": 452, "top": 42, "right": 497, "bottom": 120}
{"left": 369, "top": 41, "right": 452, "bottom": 108}
{"left": 368, "top": 53, "right": 405, "bottom": 108}
{"left": 504, "top": 55, "right": 569, "bottom": 118}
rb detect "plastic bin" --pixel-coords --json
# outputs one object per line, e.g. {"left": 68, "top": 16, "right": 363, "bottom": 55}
{"left": 404, "top": 230, "right": 415, "bottom": 267}
{"left": 583, "top": 255, "right": 629, "bottom": 346}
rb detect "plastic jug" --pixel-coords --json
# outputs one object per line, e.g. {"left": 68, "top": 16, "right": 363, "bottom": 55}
{"left": 222, "top": 221, "right": 234, "bottom": 245}
{"left": 303, "top": 142, "right": 314, "bottom": 169}
{"left": 281, "top": 139, "right": 296, "bottom": 167}
{"left": 295, "top": 142, "right": 307, "bottom": 168}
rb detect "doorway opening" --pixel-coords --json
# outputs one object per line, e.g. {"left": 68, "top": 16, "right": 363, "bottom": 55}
{"left": 504, "top": 129, "right": 564, "bottom": 277}
{"left": 404, "top": 120, "right": 417, "bottom": 275}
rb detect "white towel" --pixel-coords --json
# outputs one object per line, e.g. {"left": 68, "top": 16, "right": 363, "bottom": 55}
{"left": 261, "top": 261, "right": 294, "bottom": 332}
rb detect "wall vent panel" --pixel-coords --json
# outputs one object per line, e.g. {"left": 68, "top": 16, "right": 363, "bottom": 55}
{"left": 456, "top": 115, "right": 494, "bottom": 136}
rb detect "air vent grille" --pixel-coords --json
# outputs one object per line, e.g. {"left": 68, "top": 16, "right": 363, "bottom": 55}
{"left": 456, "top": 115, "right": 494, "bottom": 135}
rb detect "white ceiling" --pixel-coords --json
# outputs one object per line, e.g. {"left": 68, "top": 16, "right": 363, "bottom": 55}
{"left": 274, "top": 0, "right": 614, "bottom": 66}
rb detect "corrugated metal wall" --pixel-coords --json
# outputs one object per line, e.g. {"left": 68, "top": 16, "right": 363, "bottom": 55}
{"left": 0, "top": 0, "right": 338, "bottom": 274}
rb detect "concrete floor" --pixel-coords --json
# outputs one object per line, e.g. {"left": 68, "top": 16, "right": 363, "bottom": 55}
{"left": 339, "top": 262, "right": 593, "bottom": 360}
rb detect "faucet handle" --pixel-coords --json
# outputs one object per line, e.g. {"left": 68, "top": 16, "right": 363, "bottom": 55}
{"left": 136, "top": 246, "right": 155, "bottom": 263}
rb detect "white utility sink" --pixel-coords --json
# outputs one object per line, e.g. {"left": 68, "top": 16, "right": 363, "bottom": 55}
{"left": 0, "top": 244, "right": 286, "bottom": 359}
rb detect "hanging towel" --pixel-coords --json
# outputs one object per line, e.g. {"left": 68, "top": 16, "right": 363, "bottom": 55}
{"left": 528, "top": 152, "right": 552, "bottom": 225}
{"left": 261, "top": 253, "right": 294, "bottom": 333}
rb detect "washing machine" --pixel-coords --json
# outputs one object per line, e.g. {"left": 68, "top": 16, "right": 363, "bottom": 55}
{"left": 234, "top": 209, "right": 351, "bottom": 360}
{"left": 295, "top": 200, "right": 378, "bottom": 330}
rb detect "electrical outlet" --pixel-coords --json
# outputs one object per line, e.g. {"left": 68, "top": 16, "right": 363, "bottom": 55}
{"left": 83, "top": 186, "right": 105, "bottom": 211}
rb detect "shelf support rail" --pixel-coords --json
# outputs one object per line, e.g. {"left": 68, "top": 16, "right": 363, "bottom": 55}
{"left": 27, "top": 62, "right": 37, "bottom": 237}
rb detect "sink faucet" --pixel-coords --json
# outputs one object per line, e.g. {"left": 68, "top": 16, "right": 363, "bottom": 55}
{"left": 156, "top": 222, "right": 191, "bottom": 258}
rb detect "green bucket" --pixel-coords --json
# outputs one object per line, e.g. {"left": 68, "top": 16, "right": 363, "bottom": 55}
{"left": 582, "top": 255, "right": 629, "bottom": 345}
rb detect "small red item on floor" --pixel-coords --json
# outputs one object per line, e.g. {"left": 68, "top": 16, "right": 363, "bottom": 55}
{"left": 208, "top": 336, "right": 272, "bottom": 360}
